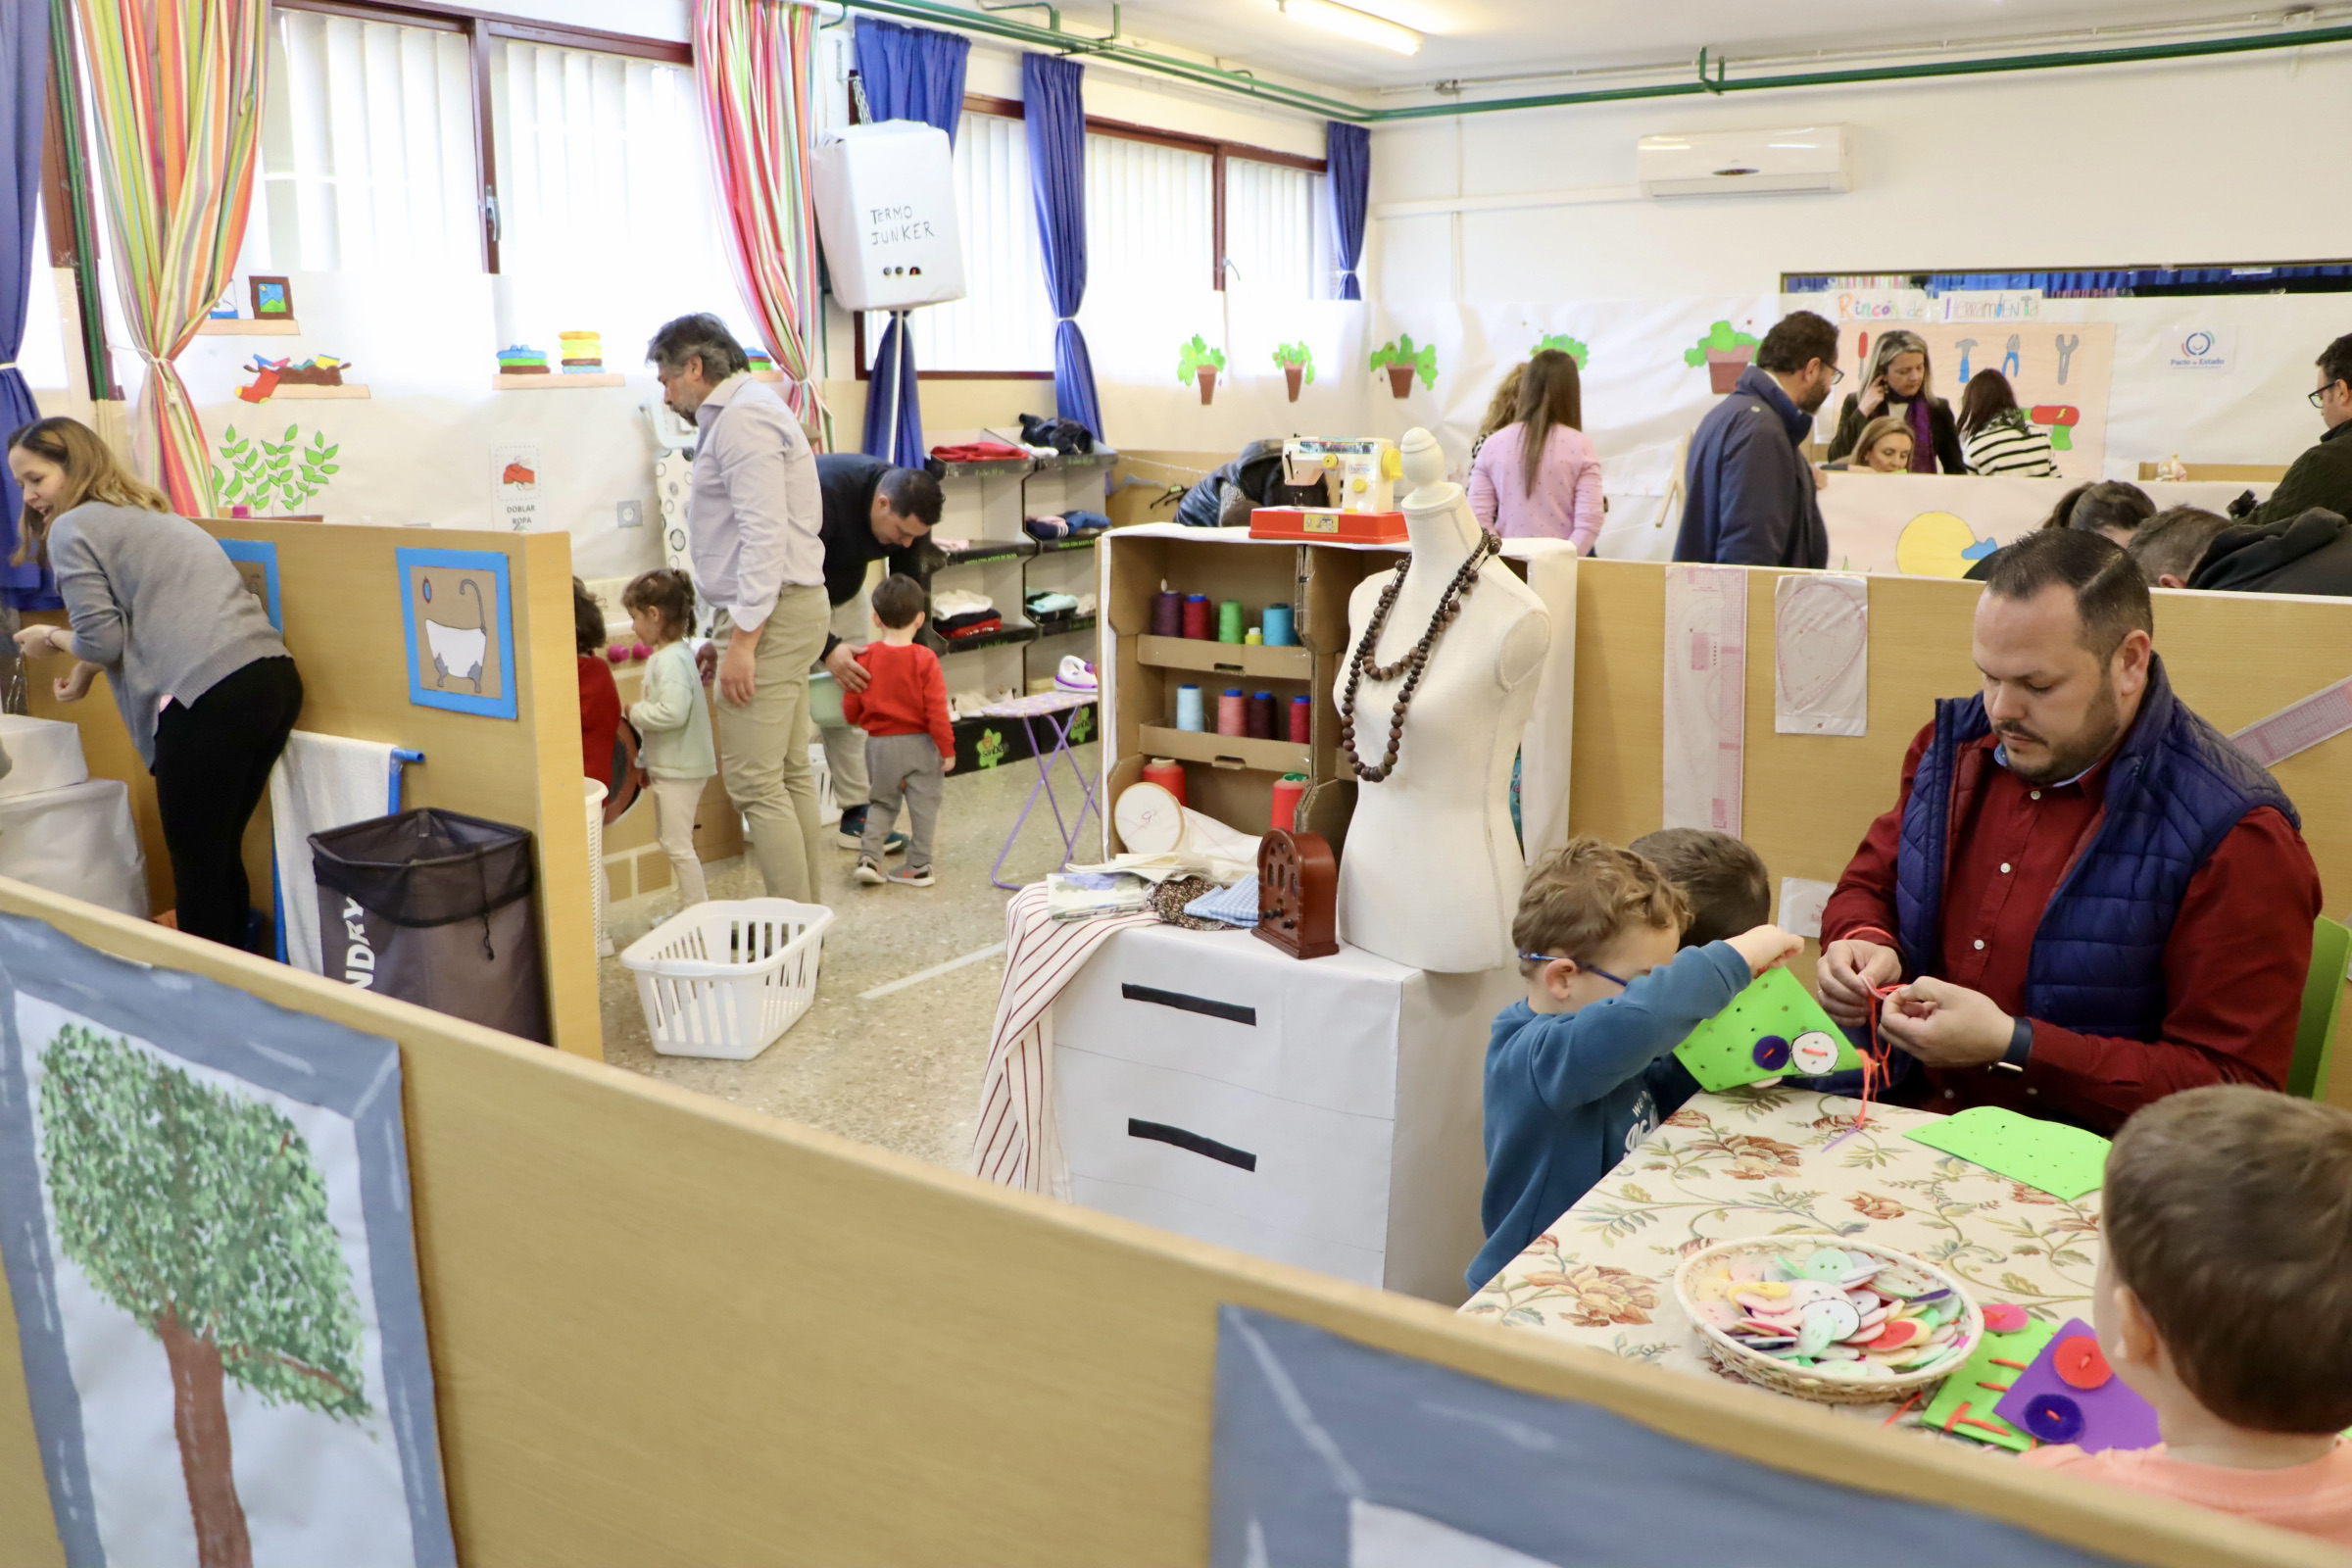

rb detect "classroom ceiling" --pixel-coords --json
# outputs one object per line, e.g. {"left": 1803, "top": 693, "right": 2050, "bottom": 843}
{"left": 1054, "top": 0, "right": 2304, "bottom": 90}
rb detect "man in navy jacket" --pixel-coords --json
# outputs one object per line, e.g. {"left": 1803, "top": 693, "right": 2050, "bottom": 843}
{"left": 1675, "top": 311, "right": 1838, "bottom": 568}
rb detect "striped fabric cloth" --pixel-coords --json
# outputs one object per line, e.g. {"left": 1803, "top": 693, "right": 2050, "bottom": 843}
{"left": 74, "top": 0, "right": 271, "bottom": 514}
{"left": 971, "top": 880, "right": 1156, "bottom": 1196}
{"left": 1962, "top": 411, "right": 2059, "bottom": 477}
{"left": 695, "top": 0, "right": 830, "bottom": 450}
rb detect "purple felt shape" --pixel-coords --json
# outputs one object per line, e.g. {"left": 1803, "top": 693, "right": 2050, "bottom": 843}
{"left": 1993, "top": 1318, "right": 2161, "bottom": 1453}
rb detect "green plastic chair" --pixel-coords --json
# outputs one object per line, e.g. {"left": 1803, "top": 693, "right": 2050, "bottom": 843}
{"left": 2289, "top": 914, "right": 2352, "bottom": 1102}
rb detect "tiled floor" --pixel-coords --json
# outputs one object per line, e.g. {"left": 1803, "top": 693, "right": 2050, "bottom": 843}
{"left": 597, "top": 744, "right": 1102, "bottom": 1170}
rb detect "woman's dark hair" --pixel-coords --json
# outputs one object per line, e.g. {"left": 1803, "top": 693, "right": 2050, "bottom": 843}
{"left": 1956, "top": 369, "right": 2019, "bottom": 435}
{"left": 621, "top": 568, "right": 697, "bottom": 643}
{"left": 1513, "top": 349, "right": 1584, "bottom": 498}
{"left": 2040, "top": 480, "right": 2155, "bottom": 540}
{"left": 572, "top": 577, "right": 607, "bottom": 657}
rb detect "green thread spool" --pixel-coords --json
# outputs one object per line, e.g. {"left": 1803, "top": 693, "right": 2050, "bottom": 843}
{"left": 1217, "top": 599, "right": 1245, "bottom": 644}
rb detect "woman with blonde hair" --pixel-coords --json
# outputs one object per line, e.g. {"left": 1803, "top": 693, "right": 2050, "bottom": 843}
{"left": 6, "top": 416, "right": 300, "bottom": 949}
{"left": 1468, "top": 349, "right": 1604, "bottom": 552}
{"left": 1823, "top": 328, "right": 1966, "bottom": 473}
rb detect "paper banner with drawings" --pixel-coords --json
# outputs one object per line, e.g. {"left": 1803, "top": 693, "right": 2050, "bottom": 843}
{"left": 1813, "top": 475, "right": 2266, "bottom": 577}
{"left": 1833, "top": 321, "right": 2114, "bottom": 479}
{"left": 1661, "top": 564, "right": 1746, "bottom": 836}
{"left": 1772, "top": 573, "right": 1868, "bottom": 736}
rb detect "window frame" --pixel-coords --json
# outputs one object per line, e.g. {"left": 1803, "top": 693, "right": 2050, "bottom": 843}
{"left": 852, "top": 90, "right": 1329, "bottom": 381}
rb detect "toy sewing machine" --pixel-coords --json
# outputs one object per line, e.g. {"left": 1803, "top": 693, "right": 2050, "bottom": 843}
{"left": 1250, "top": 436, "right": 1408, "bottom": 544}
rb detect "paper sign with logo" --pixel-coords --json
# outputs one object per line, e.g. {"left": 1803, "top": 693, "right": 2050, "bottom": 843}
{"left": 1826, "top": 289, "right": 1931, "bottom": 323}
{"left": 1833, "top": 321, "right": 2114, "bottom": 480}
{"left": 2165, "top": 328, "right": 2235, "bottom": 372}
{"left": 491, "top": 443, "right": 540, "bottom": 531}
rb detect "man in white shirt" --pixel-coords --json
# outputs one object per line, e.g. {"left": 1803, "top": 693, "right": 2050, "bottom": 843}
{"left": 648, "top": 314, "right": 831, "bottom": 903}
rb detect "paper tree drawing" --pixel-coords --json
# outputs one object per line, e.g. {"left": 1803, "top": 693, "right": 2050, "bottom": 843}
{"left": 1685, "top": 320, "right": 1759, "bottom": 393}
{"left": 1178, "top": 334, "right": 1227, "bottom": 404}
{"left": 1272, "top": 341, "right": 1316, "bottom": 402}
{"left": 37, "top": 1022, "right": 369, "bottom": 1568}
{"left": 1533, "top": 332, "right": 1590, "bottom": 367}
{"left": 1370, "top": 334, "right": 1438, "bottom": 398}
{"left": 212, "top": 422, "right": 338, "bottom": 514}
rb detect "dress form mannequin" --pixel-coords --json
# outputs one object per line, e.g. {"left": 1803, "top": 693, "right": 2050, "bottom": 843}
{"left": 1336, "top": 428, "right": 1549, "bottom": 972}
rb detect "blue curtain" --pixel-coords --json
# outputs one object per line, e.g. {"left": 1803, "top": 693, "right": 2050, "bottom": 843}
{"left": 2, "top": 0, "right": 59, "bottom": 609}
{"left": 854, "top": 18, "right": 968, "bottom": 468}
{"left": 1327, "top": 121, "right": 1368, "bottom": 303}
{"left": 1021, "top": 52, "right": 1103, "bottom": 442}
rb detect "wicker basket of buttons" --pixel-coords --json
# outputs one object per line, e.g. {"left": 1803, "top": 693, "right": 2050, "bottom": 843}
{"left": 1674, "top": 1237, "right": 1983, "bottom": 1405}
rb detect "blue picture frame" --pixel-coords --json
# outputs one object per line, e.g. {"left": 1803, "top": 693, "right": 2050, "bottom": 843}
{"left": 396, "top": 546, "right": 518, "bottom": 721}
{"left": 216, "top": 537, "right": 283, "bottom": 631}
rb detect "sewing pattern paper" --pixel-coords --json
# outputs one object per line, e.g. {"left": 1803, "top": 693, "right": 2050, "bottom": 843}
{"left": 2229, "top": 674, "right": 2352, "bottom": 768}
{"left": 1661, "top": 565, "right": 1747, "bottom": 836}
{"left": 1772, "top": 573, "right": 1868, "bottom": 737}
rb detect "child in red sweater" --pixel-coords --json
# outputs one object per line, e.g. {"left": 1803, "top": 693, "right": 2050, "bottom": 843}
{"left": 841, "top": 574, "right": 954, "bottom": 888}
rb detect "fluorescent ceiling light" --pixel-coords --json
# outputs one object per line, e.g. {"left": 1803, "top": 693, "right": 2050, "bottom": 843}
{"left": 1277, "top": 0, "right": 1421, "bottom": 56}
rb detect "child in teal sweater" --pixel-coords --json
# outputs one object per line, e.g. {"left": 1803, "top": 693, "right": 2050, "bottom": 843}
{"left": 624, "top": 570, "right": 717, "bottom": 908}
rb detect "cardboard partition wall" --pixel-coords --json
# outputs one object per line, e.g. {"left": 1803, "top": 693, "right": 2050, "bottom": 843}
{"left": 24, "top": 521, "right": 601, "bottom": 1060}
{"left": 1567, "top": 559, "right": 2352, "bottom": 1110}
{"left": 0, "top": 883, "right": 2325, "bottom": 1568}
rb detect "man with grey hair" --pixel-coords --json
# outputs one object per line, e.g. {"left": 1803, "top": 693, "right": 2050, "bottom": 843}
{"left": 647, "top": 312, "right": 829, "bottom": 902}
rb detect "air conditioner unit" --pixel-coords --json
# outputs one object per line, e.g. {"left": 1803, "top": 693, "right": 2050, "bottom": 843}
{"left": 1636, "top": 125, "right": 1851, "bottom": 197}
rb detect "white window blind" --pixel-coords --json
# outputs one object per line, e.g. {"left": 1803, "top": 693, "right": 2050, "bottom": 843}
{"left": 246, "top": 11, "right": 479, "bottom": 274}
{"left": 18, "top": 198, "right": 71, "bottom": 392}
{"left": 1225, "top": 159, "right": 1331, "bottom": 302}
{"left": 1083, "top": 133, "right": 1213, "bottom": 302}
{"left": 865, "top": 111, "right": 1053, "bottom": 375}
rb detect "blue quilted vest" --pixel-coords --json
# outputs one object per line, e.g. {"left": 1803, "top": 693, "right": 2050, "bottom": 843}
{"left": 1893, "top": 656, "right": 2297, "bottom": 1043}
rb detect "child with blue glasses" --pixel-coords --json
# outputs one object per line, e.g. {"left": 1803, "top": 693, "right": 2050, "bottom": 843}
{"left": 1468, "top": 837, "right": 1798, "bottom": 1292}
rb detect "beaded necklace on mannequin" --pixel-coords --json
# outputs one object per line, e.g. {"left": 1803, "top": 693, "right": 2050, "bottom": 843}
{"left": 1337, "top": 527, "right": 1502, "bottom": 783}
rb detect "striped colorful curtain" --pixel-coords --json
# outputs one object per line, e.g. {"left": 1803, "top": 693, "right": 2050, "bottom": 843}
{"left": 695, "top": 0, "right": 827, "bottom": 450}
{"left": 73, "top": 0, "right": 270, "bottom": 516}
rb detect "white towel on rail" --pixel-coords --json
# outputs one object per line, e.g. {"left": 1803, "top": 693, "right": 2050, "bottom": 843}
{"left": 270, "top": 732, "right": 401, "bottom": 974}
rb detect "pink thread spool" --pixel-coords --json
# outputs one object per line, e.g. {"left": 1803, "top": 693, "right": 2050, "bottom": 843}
{"left": 1216, "top": 689, "right": 1247, "bottom": 736}
{"left": 1288, "top": 695, "right": 1311, "bottom": 743}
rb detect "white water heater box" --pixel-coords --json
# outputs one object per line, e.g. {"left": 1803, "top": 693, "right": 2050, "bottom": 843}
{"left": 812, "top": 121, "right": 967, "bottom": 312}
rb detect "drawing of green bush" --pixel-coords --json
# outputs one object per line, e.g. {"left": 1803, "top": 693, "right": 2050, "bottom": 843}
{"left": 1175, "top": 334, "right": 1227, "bottom": 383}
{"left": 1683, "top": 320, "right": 1758, "bottom": 367}
{"left": 1534, "top": 332, "right": 1590, "bottom": 367}
{"left": 1369, "top": 333, "right": 1439, "bottom": 387}
{"left": 1271, "top": 341, "right": 1316, "bottom": 383}
{"left": 213, "top": 422, "right": 339, "bottom": 514}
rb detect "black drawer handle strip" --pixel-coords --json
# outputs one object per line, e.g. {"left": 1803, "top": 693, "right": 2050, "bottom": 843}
{"left": 1128, "top": 1118, "right": 1257, "bottom": 1171}
{"left": 1120, "top": 983, "right": 1255, "bottom": 1026}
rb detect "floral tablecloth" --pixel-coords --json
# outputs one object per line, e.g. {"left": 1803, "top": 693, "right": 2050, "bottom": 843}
{"left": 1461, "top": 1085, "right": 2103, "bottom": 1431}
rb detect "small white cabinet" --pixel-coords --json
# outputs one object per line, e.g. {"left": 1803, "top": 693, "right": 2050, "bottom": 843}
{"left": 1051, "top": 920, "right": 1518, "bottom": 1303}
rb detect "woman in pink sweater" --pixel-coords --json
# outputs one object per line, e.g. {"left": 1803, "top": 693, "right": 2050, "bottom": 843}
{"left": 1469, "top": 349, "right": 1604, "bottom": 552}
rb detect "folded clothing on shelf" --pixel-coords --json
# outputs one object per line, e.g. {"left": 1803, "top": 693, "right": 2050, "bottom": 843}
{"left": 930, "top": 441, "right": 1027, "bottom": 464}
{"left": 939, "top": 613, "right": 1004, "bottom": 640}
{"left": 931, "top": 589, "right": 995, "bottom": 618}
{"left": 1024, "top": 591, "right": 1080, "bottom": 617}
{"left": 1023, "top": 514, "right": 1070, "bottom": 541}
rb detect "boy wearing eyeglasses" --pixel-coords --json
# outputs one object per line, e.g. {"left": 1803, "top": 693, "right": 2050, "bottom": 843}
{"left": 1467, "top": 837, "right": 1799, "bottom": 1293}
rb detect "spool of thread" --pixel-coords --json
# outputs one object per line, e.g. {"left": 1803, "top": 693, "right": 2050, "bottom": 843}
{"left": 1182, "top": 594, "right": 1211, "bottom": 640}
{"left": 1217, "top": 688, "right": 1247, "bottom": 736}
{"left": 1143, "top": 757, "right": 1188, "bottom": 808}
{"left": 1289, "top": 695, "right": 1312, "bottom": 743}
{"left": 1244, "top": 628, "right": 1263, "bottom": 646}
{"left": 1152, "top": 590, "right": 1183, "bottom": 638}
{"left": 1217, "top": 599, "right": 1245, "bottom": 644}
{"left": 1247, "top": 692, "right": 1276, "bottom": 739}
{"left": 1175, "top": 684, "right": 1205, "bottom": 731}
{"left": 1262, "top": 604, "right": 1296, "bottom": 647}
{"left": 1271, "top": 772, "right": 1307, "bottom": 834}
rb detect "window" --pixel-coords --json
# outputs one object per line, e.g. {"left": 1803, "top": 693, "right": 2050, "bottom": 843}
{"left": 1225, "top": 158, "right": 1333, "bottom": 302}
{"left": 246, "top": 10, "right": 481, "bottom": 275}
{"left": 863, "top": 110, "right": 1054, "bottom": 377}
{"left": 1084, "top": 132, "right": 1214, "bottom": 302}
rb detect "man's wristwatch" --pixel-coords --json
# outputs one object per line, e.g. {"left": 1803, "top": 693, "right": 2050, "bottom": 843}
{"left": 1994, "top": 1016, "right": 2033, "bottom": 1073}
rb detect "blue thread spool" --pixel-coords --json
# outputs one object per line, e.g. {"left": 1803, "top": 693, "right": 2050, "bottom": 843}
{"left": 1174, "top": 684, "right": 1205, "bottom": 732}
{"left": 1262, "top": 604, "right": 1295, "bottom": 647}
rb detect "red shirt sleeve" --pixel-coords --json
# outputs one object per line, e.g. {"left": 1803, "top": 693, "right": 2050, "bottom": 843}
{"left": 2019, "top": 806, "right": 2322, "bottom": 1129}
{"left": 839, "top": 646, "right": 873, "bottom": 730}
{"left": 578, "top": 656, "right": 620, "bottom": 783}
{"left": 923, "top": 651, "right": 955, "bottom": 759}
{"left": 1820, "top": 719, "right": 1935, "bottom": 954}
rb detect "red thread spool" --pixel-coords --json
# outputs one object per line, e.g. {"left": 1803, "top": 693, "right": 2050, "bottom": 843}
{"left": 1270, "top": 774, "right": 1305, "bottom": 833}
{"left": 1142, "top": 758, "right": 1187, "bottom": 808}
{"left": 1288, "top": 695, "right": 1311, "bottom": 743}
{"left": 1181, "top": 595, "right": 1211, "bottom": 639}
{"left": 1247, "top": 692, "right": 1276, "bottom": 739}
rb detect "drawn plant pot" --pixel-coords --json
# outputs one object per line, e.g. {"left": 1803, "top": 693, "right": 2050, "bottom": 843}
{"left": 1707, "top": 348, "right": 1753, "bottom": 394}
{"left": 1197, "top": 367, "right": 1218, "bottom": 405}
{"left": 1284, "top": 364, "right": 1303, "bottom": 402}
{"left": 1386, "top": 365, "right": 1414, "bottom": 399}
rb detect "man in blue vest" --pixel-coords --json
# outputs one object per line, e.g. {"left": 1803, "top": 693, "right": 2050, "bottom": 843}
{"left": 1675, "top": 310, "right": 1837, "bottom": 568}
{"left": 1817, "top": 528, "right": 2321, "bottom": 1133}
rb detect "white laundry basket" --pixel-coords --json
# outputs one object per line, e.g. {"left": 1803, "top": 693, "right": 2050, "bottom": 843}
{"left": 618, "top": 898, "right": 835, "bottom": 1059}
{"left": 585, "top": 779, "right": 611, "bottom": 956}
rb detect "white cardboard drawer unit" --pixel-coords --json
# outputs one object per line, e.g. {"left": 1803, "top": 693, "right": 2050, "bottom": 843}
{"left": 1051, "top": 920, "right": 1518, "bottom": 1303}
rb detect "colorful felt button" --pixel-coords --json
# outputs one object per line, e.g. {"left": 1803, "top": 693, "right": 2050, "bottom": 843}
{"left": 2053, "top": 1335, "right": 2112, "bottom": 1390}
{"left": 1789, "top": 1030, "right": 1841, "bottom": 1074}
{"left": 1751, "top": 1034, "right": 1791, "bottom": 1070}
{"left": 2022, "top": 1393, "right": 2084, "bottom": 1445}
{"left": 1871, "top": 1319, "right": 1921, "bottom": 1351}
{"left": 1983, "top": 1302, "right": 2029, "bottom": 1334}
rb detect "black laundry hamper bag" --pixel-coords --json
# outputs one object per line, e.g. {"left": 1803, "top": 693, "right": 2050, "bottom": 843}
{"left": 310, "top": 808, "right": 551, "bottom": 1044}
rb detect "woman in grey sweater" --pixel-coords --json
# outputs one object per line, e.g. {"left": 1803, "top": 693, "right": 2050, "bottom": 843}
{"left": 7, "top": 417, "right": 301, "bottom": 949}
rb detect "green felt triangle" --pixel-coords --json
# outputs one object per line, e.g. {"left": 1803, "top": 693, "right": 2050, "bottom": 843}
{"left": 1918, "top": 1315, "right": 2059, "bottom": 1451}
{"left": 1904, "top": 1105, "right": 2109, "bottom": 1200}
{"left": 1673, "top": 965, "right": 1864, "bottom": 1093}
